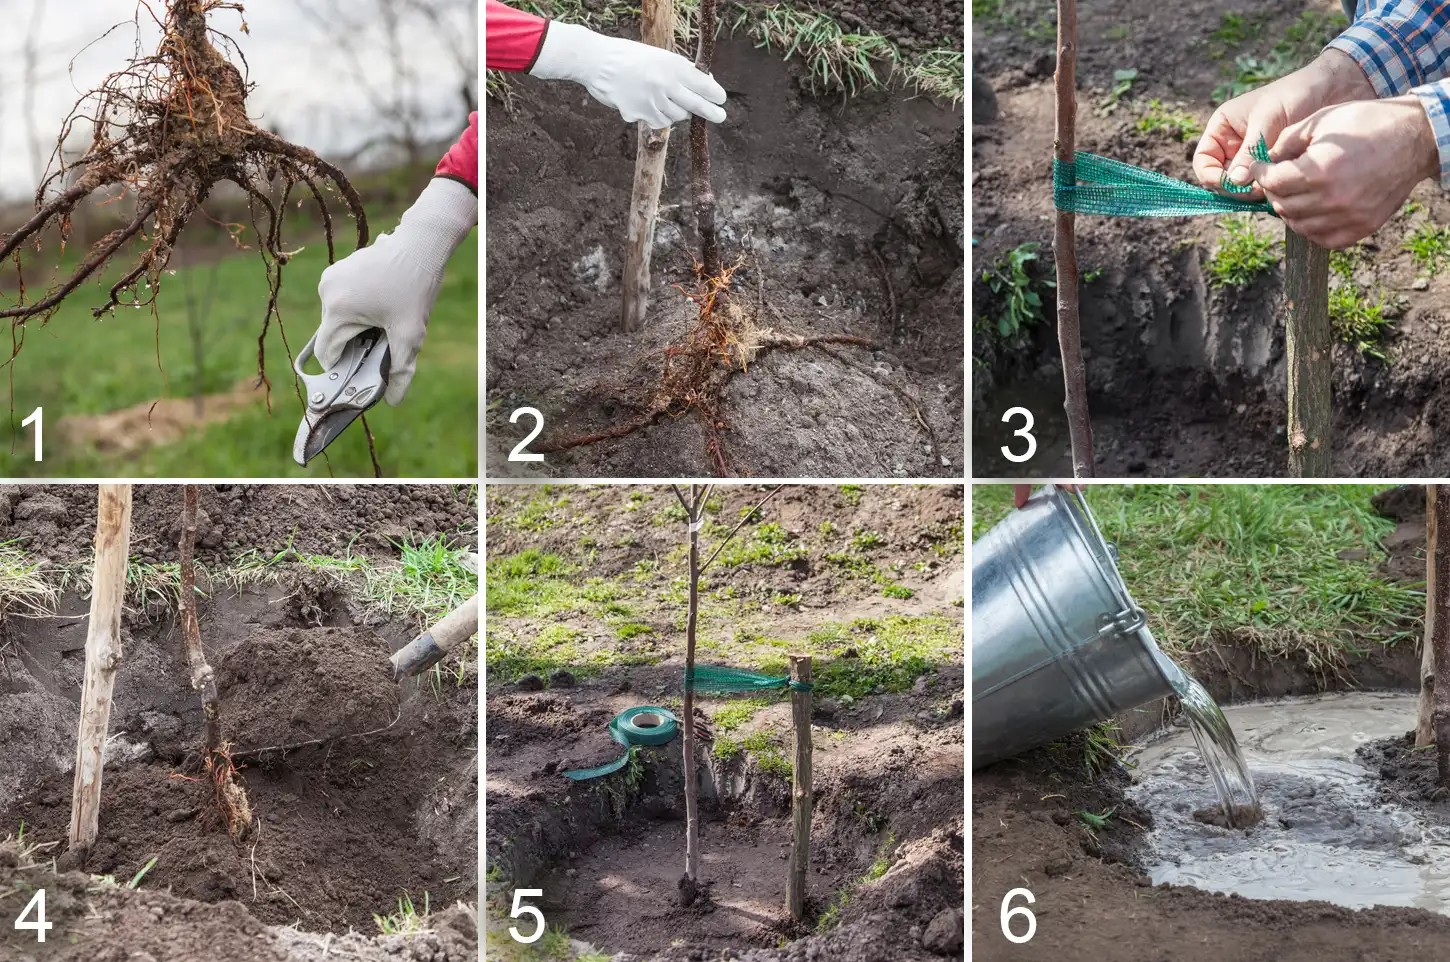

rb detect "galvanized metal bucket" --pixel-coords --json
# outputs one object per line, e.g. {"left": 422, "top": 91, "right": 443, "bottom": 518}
{"left": 972, "top": 485, "right": 1181, "bottom": 768}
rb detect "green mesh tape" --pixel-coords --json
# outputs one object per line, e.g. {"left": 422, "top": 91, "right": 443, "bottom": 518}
{"left": 687, "top": 665, "right": 813, "bottom": 693}
{"left": 1053, "top": 139, "right": 1275, "bottom": 218}
{"left": 562, "top": 706, "right": 678, "bottom": 782}
{"left": 1219, "top": 137, "right": 1272, "bottom": 194}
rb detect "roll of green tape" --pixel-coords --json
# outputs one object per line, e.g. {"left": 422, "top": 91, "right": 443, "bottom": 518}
{"left": 562, "top": 706, "right": 678, "bottom": 781}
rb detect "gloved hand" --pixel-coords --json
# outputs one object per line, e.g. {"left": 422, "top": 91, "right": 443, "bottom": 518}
{"left": 529, "top": 21, "right": 727, "bottom": 129}
{"left": 315, "top": 177, "right": 476, "bottom": 406}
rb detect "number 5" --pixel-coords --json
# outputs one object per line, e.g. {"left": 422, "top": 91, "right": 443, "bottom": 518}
{"left": 1001, "top": 887, "right": 1036, "bottom": 944}
{"left": 509, "top": 889, "right": 545, "bottom": 944}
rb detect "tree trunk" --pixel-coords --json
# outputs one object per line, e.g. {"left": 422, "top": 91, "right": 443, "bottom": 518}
{"left": 787, "top": 654, "right": 813, "bottom": 920}
{"left": 1054, "top": 0, "right": 1093, "bottom": 478}
{"left": 1284, "top": 229, "right": 1332, "bottom": 477}
{"left": 689, "top": 0, "right": 720, "bottom": 279}
{"left": 681, "top": 487, "right": 701, "bottom": 902}
{"left": 620, "top": 0, "right": 676, "bottom": 331}
{"left": 1428, "top": 486, "right": 1450, "bottom": 786}
{"left": 68, "top": 484, "right": 133, "bottom": 856}
{"left": 179, "top": 485, "right": 222, "bottom": 756}
{"left": 1420, "top": 484, "right": 1439, "bottom": 746}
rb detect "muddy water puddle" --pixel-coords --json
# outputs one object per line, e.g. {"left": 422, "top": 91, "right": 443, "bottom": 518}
{"left": 1130, "top": 691, "right": 1450, "bottom": 914}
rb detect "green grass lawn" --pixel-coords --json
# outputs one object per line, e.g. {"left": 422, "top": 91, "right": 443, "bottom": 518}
{"left": 973, "top": 484, "right": 1423, "bottom": 665}
{"left": 0, "top": 222, "right": 476, "bottom": 478}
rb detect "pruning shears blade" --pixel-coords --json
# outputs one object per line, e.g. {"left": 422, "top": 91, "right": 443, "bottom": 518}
{"left": 292, "top": 329, "right": 390, "bottom": 466}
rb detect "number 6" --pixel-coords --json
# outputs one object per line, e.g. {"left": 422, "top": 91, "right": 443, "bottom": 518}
{"left": 1001, "top": 887, "right": 1036, "bottom": 944}
{"left": 509, "top": 889, "right": 545, "bottom": 944}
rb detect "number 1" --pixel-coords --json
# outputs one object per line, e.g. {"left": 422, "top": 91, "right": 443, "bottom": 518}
{"left": 21, "top": 407, "right": 41, "bottom": 462}
{"left": 15, "top": 888, "right": 52, "bottom": 942}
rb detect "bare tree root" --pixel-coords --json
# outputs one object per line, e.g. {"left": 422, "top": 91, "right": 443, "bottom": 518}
{"left": 0, "top": 1, "right": 380, "bottom": 472}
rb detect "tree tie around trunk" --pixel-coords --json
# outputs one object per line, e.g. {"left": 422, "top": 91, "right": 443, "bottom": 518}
{"left": 1053, "top": 138, "right": 1274, "bottom": 218}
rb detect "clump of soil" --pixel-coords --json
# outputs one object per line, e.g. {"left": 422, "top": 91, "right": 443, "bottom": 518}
{"left": 487, "top": 24, "right": 963, "bottom": 478}
{"left": 1359, "top": 732, "right": 1450, "bottom": 805}
{"left": 217, "top": 626, "right": 400, "bottom": 753}
{"left": 0, "top": 843, "right": 478, "bottom": 962}
{"left": 1192, "top": 802, "right": 1264, "bottom": 829}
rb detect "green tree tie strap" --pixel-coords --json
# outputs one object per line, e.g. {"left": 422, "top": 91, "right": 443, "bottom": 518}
{"left": 562, "top": 706, "right": 679, "bottom": 781}
{"left": 686, "top": 664, "right": 813, "bottom": 693}
{"left": 1053, "top": 140, "right": 1274, "bottom": 218}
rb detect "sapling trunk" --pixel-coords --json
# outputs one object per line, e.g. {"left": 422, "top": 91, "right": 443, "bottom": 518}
{"left": 621, "top": 0, "right": 677, "bottom": 331}
{"left": 1053, "top": 0, "right": 1093, "bottom": 477}
{"left": 68, "top": 484, "right": 132, "bottom": 857}
{"left": 178, "top": 484, "right": 251, "bottom": 841}
{"left": 671, "top": 483, "right": 786, "bottom": 906}
{"left": 690, "top": 0, "right": 721, "bottom": 279}
{"left": 1284, "top": 229, "right": 1332, "bottom": 476}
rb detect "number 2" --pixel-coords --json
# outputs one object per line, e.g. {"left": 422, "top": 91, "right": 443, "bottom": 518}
{"left": 1001, "top": 407, "right": 1036, "bottom": 463}
{"left": 15, "top": 888, "right": 52, "bottom": 943}
{"left": 509, "top": 408, "right": 544, "bottom": 462}
{"left": 509, "top": 889, "right": 545, "bottom": 944}
{"left": 21, "top": 407, "right": 41, "bottom": 462}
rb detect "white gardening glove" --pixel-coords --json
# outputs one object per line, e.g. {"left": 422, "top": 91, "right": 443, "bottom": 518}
{"left": 530, "top": 21, "right": 727, "bottom": 129}
{"left": 315, "top": 177, "right": 476, "bottom": 406}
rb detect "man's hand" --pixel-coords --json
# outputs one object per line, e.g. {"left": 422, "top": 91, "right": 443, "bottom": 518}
{"left": 530, "top": 21, "right": 727, "bottom": 129}
{"left": 1250, "top": 96, "right": 1439, "bottom": 249}
{"left": 1193, "top": 50, "right": 1375, "bottom": 199}
{"left": 315, "top": 177, "right": 477, "bottom": 407}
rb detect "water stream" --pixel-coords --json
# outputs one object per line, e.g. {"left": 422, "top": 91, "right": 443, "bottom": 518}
{"left": 1170, "top": 668, "right": 1260, "bottom": 826}
{"left": 1129, "top": 691, "right": 1450, "bottom": 915}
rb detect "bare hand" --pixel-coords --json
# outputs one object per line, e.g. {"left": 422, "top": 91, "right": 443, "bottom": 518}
{"left": 1251, "top": 96, "right": 1439, "bottom": 249}
{"left": 1193, "top": 51, "right": 1375, "bottom": 199}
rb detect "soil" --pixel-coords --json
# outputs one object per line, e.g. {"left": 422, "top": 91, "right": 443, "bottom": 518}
{"left": 971, "top": 0, "right": 1450, "bottom": 477}
{"left": 486, "top": 5, "right": 964, "bottom": 480}
{"left": 972, "top": 638, "right": 1450, "bottom": 960}
{"left": 486, "top": 484, "right": 965, "bottom": 960}
{"left": 0, "top": 488, "right": 479, "bottom": 956}
{"left": 1359, "top": 733, "right": 1450, "bottom": 806}
{"left": 0, "top": 483, "right": 475, "bottom": 566}
{"left": 0, "top": 843, "right": 479, "bottom": 962}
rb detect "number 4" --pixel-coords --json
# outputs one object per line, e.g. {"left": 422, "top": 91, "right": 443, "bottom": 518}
{"left": 508, "top": 889, "right": 545, "bottom": 944}
{"left": 15, "top": 888, "right": 52, "bottom": 943}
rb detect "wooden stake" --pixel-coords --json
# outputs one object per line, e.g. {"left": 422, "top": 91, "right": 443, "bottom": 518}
{"left": 620, "top": 0, "right": 676, "bottom": 332}
{"left": 1053, "top": 0, "right": 1093, "bottom": 478}
{"left": 787, "top": 654, "right": 812, "bottom": 920}
{"left": 1427, "top": 485, "right": 1450, "bottom": 787}
{"left": 690, "top": 0, "right": 720, "bottom": 279}
{"left": 1284, "top": 229, "right": 1332, "bottom": 477}
{"left": 68, "top": 483, "right": 132, "bottom": 855}
{"left": 1420, "top": 484, "right": 1439, "bottom": 747}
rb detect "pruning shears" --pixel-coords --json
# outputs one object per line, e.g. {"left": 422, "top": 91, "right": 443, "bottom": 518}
{"left": 292, "top": 329, "right": 390, "bottom": 466}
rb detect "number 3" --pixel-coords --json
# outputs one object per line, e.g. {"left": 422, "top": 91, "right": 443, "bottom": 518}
{"left": 509, "top": 889, "right": 545, "bottom": 944}
{"left": 1001, "top": 887, "right": 1036, "bottom": 944}
{"left": 1001, "top": 407, "right": 1036, "bottom": 463}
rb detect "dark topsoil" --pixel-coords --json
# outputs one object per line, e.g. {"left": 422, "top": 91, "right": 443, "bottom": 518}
{"left": 973, "top": 492, "right": 1450, "bottom": 961}
{"left": 0, "top": 484, "right": 476, "bottom": 566}
{"left": 972, "top": 0, "right": 1450, "bottom": 477}
{"left": 486, "top": 6, "right": 964, "bottom": 480}
{"left": 0, "top": 490, "right": 478, "bottom": 957}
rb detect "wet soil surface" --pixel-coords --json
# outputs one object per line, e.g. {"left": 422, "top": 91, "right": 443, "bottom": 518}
{"left": 487, "top": 18, "right": 964, "bottom": 479}
{"left": 486, "top": 484, "right": 965, "bottom": 959}
{"left": 974, "top": 668, "right": 1450, "bottom": 960}
{"left": 1361, "top": 732, "right": 1450, "bottom": 806}
{"left": 0, "top": 491, "right": 478, "bottom": 952}
{"left": 972, "top": 0, "right": 1450, "bottom": 477}
{"left": 0, "top": 484, "right": 476, "bottom": 565}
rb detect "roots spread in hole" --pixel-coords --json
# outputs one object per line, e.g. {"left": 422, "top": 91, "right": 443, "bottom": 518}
{"left": 534, "top": 255, "right": 872, "bottom": 475}
{"left": 0, "top": 1, "right": 380, "bottom": 472}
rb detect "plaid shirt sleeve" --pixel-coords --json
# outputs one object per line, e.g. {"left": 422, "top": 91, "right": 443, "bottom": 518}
{"left": 1328, "top": 0, "right": 1450, "bottom": 188}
